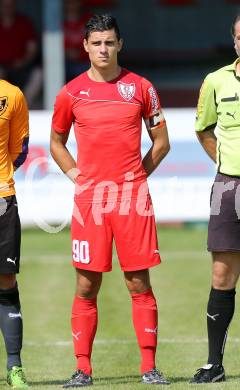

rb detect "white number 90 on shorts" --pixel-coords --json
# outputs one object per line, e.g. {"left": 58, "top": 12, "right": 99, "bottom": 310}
{"left": 72, "top": 240, "right": 90, "bottom": 264}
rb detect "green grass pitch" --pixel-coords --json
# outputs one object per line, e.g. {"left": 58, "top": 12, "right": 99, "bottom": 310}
{"left": 0, "top": 225, "right": 240, "bottom": 389}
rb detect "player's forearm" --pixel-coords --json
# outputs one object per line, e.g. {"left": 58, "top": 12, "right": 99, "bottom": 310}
{"left": 50, "top": 142, "right": 78, "bottom": 182}
{"left": 142, "top": 142, "right": 170, "bottom": 177}
{"left": 10, "top": 152, "right": 28, "bottom": 171}
{"left": 9, "top": 136, "right": 29, "bottom": 171}
{"left": 196, "top": 130, "right": 217, "bottom": 163}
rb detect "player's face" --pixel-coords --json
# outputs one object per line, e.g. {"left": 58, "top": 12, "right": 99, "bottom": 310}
{"left": 234, "top": 21, "right": 240, "bottom": 57}
{"left": 83, "top": 29, "right": 123, "bottom": 69}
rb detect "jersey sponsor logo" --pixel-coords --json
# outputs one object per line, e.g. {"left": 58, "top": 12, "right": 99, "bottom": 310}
{"left": 79, "top": 88, "right": 90, "bottom": 97}
{"left": 148, "top": 87, "right": 159, "bottom": 113}
{"left": 0, "top": 96, "right": 8, "bottom": 116}
{"left": 117, "top": 81, "right": 135, "bottom": 101}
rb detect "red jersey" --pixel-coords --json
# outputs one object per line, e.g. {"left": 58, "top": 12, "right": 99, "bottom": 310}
{"left": 52, "top": 68, "right": 165, "bottom": 203}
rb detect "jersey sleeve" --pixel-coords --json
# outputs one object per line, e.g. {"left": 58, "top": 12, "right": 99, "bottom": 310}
{"left": 195, "top": 75, "right": 218, "bottom": 132}
{"left": 141, "top": 78, "right": 166, "bottom": 129}
{"left": 9, "top": 88, "right": 29, "bottom": 169}
{"left": 51, "top": 85, "right": 74, "bottom": 133}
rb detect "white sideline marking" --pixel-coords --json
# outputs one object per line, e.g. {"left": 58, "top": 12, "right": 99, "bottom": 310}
{"left": 24, "top": 337, "right": 240, "bottom": 347}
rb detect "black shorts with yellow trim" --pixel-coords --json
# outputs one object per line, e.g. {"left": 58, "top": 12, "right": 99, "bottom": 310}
{"left": 0, "top": 195, "right": 21, "bottom": 274}
{"left": 208, "top": 172, "right": 240, "bottom": 252}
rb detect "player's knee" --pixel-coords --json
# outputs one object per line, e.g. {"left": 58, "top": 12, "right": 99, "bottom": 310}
{"left": 75, "top": 269, "right": 102, "bottom": 298}
{"left": 126, "top": 277, "right": 151, "bottom": 294}
{"left": 75, "top": 290, "right": 98, "bottom": 299}
{"left": 0, "top": 283, "right": 20, "bottom": 305}
{"left": 75, "top": 283, "right": 100, "bottom": 299}
{"left": 131, "top": 287, "right": 157, "bottom": 310}
{"left": 125, "top": 269, "right": 150, "bottom": 294}
{"left": 128, "top": 284, "right": 150, "bottom": 294}
{"left": 212, "top": 271, "right": 236, "bottom": 289}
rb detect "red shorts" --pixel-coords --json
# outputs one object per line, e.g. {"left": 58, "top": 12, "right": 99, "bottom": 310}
{"left": 71, "top": 196, "right": 161, "bottom": 272}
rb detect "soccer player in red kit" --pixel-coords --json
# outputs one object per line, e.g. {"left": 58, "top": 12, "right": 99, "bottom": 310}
{"left": 51, "top": 14, "right": 170, "bottom": 388}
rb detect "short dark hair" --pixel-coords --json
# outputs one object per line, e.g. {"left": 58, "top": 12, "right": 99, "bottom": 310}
{"left": 231, "top": 13, "right": 240, "bottom": 37}
{"left": 85, "top": 14, "right": 121, "bottom": 41}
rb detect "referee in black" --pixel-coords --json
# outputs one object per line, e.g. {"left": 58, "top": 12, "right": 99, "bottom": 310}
{"left": 190, "top": 14, "right": 240, "bottom": 384}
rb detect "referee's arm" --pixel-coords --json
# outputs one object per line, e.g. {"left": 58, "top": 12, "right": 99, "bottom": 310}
{"left": 196, "top": 128, "right": 217, "bottom": 163}
{"left": 195, "top": 75, "right": 217, "bottom": 163}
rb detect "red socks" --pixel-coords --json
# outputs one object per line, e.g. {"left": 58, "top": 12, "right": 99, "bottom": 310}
{"left": 71, "top": 296, "right": 98, "bottom": 375}
{"left": 71, "top": 290, "right": 157, "bottom": 375}
{"left": 131, "top": 288, "right": 158, "bottom": 374}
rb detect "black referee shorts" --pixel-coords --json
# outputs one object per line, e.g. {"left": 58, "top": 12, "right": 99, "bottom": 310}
{"left": 0, "top": 195, "right": 21, "bottom": 274}
{"left": 208, "top": 173, "right": 240, "bottom": 252}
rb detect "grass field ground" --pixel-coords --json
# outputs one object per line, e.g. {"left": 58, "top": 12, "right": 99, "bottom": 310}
{"left": 0, "top": 225, "right": 240, "bottom": 389}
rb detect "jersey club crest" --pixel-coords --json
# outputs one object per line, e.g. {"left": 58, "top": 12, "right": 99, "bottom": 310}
{"left": 0, "top": 96, "right": 8, "bottom": 116}
{"left": 117, "top": 81, "right": 135, "bottom": 101}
